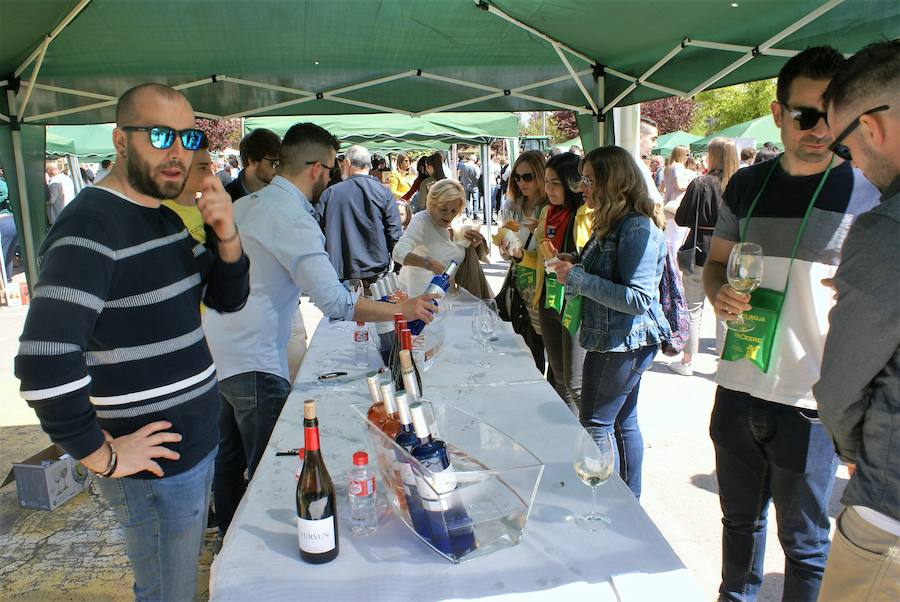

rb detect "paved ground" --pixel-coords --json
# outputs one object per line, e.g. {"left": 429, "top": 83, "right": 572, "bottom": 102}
{"left": 0, "top": 246, "right": 849, "bottom": 601}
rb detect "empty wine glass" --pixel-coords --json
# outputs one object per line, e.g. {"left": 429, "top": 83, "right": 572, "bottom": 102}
{"left": 472, "top": 300, "right": 498, "bottom": 352}
{"left": 725, "top": 243, "right": 764, "bottom": 332}
{"left": 573, "top": 427, "right": 615, "bottom": 531}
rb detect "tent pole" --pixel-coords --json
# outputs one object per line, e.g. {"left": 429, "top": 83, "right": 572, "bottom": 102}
{"left": 551, "top": 43, "right": 598, "bottom": 114}
{"left": 19, "top": 81, "right": 115, "bottom": 101}
{"left": 603, "top": 67, "right": 686, "bottom": 97}
{"left": 14, "top": 0, "right": 93, "bottom": 78}
{"left": 480, "top": 143, "right": 492, "bottom": 253}
{"left": 18, "top": 39, "right": 50, "bottom": 118}
{"left": 6, "top": 89, "right": 38, "bottom": 286}
{"left": 595, "top": 69, "right": 605, "bottom": 149}
{"left": 603, "top": 42, "right": 686, "bottom": 114}
{"left": 688, "top": 0, "right": 844, "bottom": 96}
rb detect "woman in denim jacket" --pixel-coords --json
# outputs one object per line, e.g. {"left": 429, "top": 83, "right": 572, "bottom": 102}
{"left": 555, "top": 146, "right": 671, "bottom": 499}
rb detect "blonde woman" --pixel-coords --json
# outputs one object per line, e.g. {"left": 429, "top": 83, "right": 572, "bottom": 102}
{"left": 392, "top": 179, "right": 485, "bottom": 294}
{"left": 554, "top": 146, "right": 671, "bottom": 499}
{"left": 661, "top": 145, "right": 696, "bottom": 252}
{"left": 498, "top": 150, "right": 549, "bottom": 369}
{"left": 669, "top": 137, "right": 738, "bottom": 376}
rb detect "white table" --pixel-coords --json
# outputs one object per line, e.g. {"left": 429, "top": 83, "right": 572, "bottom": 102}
{"left": 210, "top": 293, "right": 704, "bottom": 601}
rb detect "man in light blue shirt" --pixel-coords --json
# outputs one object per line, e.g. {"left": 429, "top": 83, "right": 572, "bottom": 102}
{"left": 203, "top": 123, "right": 436, "bottom": 536}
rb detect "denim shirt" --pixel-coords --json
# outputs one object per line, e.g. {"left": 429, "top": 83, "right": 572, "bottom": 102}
{"left": 565, "top": 212, "right": 670, "bottom": 353}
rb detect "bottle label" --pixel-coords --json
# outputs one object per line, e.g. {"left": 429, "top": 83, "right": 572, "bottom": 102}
{"left": 415, "top": 463, "right": 456, "bottom": 501}
{"left": 297, "top": 516, "right": 336, "bottom": 554}
{"left": 304, "top": 426, "right": 320, "bottom": 452}
{"left": 398, "top": 461, "right": 416, "bottom": 486}
{"left": 423, "top": 283, "right": 446, "bottom": 297}
{"left": 349, "top": 476, "right": 375, "bottom": 496}
{"left": 354, "top": 330, "right": 369, "bottom": 343}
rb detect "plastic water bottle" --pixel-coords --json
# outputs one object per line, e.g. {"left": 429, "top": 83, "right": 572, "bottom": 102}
{"left": 348, "top": 451, "right": 377, "bottom": 535}
{"left": 353, "top": 321, "right": 369, "bottom": 367}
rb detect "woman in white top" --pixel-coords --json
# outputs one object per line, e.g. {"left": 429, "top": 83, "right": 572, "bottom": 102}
{"left": 392, "top": 179, "right": 483, "bottom": 294}
{"left": 660, "top": 145, "right": 696, "bottom": 251}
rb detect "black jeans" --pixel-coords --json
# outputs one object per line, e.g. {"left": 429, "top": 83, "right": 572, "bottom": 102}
{"left": 537, "top": 302, "right": 585, "bottom": 416}
{"left": 213, "top": 371, "right": 291, "bottom": 535}
{"left": 710, "top": 387, "right": 838, "bottom": 602}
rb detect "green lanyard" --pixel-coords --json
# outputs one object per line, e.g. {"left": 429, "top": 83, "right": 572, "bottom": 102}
{"left": 740, "top": 155, "right": 834, "bottom": 293}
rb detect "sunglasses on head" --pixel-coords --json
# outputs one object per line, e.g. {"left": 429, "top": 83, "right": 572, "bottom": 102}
{"left": 827, "top": 104, "right": 890, "bottom": 162}
{"left": 121, "top": 126, "right": 207, "bottom": 151}
{"left": 780, "top": 103, "right": 827, "bottom": 131}
{"left": 512, "top": 172, "right": 535, "bottom": 183}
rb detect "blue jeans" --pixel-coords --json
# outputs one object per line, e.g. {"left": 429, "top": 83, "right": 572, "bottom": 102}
{"left": 94, "top": 447, "right": 216, "bottom": 602}
{"left": 213, "top": 371, "right": 291, "bottom": 535}
{"left": 710, "top": 387, "right": 838, "bottom": 602}
{"left": 0, "top": 214, "right": 17, "bottom": 281}
{"left": 580, "top": 345, "right": 657, "bottom": 499}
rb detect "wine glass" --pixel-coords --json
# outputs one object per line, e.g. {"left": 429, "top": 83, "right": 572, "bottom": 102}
{"left": 346, "top": 279, "right": 364, "bottom": 297}
{"left": 725, "top": 242, "right": 763, "bottom": 332}
{"left": 472, "top": 300, "right": 498, "bottom": 352}
{"left": 573, "top": 427, "right": 615, "bottom": 531}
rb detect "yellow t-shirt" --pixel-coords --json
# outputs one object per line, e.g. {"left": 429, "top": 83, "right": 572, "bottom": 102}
{"left": 574, "top": 204, "right": 594, "bottom": 252}
{"left": 162, "top": 200, "right": 206, "bottom": 244}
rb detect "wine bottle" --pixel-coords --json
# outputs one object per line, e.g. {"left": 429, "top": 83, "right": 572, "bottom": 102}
{"left": 365, "top": 371, "right": 387, "bottom": 429}
{"left": 371, "top": 282, "right": 395, "bottom": 366}
{"left": 399, "top": 330, "right": 422, "bottom": 401}
{"left": 296, "top": 399, "right": 339, "bottom": 563}
{"left": 394, "top": 391, "right": 431, "bottom": 539}
{"left": 407, "top": 260, "right": 458, "bottom": 335}
{"left": 378, "top": 381, "right": 401, "bottom": 439}
{"left": 409, "top": 401, "right": 477, "bottom": 558}
{"left": 388, "top": 315, "right": 407, "bottom": 386}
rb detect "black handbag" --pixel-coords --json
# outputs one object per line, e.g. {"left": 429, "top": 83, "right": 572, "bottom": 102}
{"left": 495, "top": 232, "right": 533, "bottom": 334}
{"left": 676, "top": 195, "right": 700, "bottom": 273}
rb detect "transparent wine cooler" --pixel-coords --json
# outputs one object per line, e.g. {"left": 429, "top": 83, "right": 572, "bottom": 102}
{"left": 351, "top": 402, "right": 544, "bottom": 563}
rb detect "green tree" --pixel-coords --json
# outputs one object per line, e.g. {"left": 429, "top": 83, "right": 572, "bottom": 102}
{"left": 690, "top": 79, "right": 776, "bottom": 135}
{"left": 517, "top": 112, "right": 563, "bottom": 142}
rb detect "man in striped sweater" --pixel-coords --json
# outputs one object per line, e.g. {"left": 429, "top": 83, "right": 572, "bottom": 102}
{"left": 14, "top": 83, "right": 250, "bottom": 601}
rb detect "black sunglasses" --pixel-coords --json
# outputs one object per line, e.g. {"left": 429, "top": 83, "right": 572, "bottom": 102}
{"left": 780, "top": 103, "right": 827, "bottom": 131}
{"left": 305, "top": 159, "right": 336, "bottom": 171}
{"left": 261, "top": 157, "right": 280, "bottom": 168}
{"left": 121, "top": 126, "right": 207, "bottom": 151}
{"left": 827, "top": 105, "right": 890, "bottom": 162}
{"left": 512, "top": 172, "right": 536, "bottom": 183}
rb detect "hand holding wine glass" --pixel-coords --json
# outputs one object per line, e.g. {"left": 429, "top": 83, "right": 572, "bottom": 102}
{"left": 724, "top": 242, "right": 763, "bottom": 332}
{"left": 573, "top": 427, "right": 615, "bottom": 531}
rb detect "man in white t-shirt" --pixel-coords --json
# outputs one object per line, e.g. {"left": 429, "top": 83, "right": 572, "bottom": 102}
{"left": 46, "top": 160, "right": 75, "bottom": 223}
{"left": 638, "top": 117, "right": 664, "bottom": 204}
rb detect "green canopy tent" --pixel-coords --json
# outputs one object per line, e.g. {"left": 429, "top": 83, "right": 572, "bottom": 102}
{"left": 46, "top": 123, "right": 115, "bottom": 160}
{"left": 690, "top": 114, "right": 785, "bottom": 153}
{"left": 1, "top": 0, "right": 896, "bottom": 283}
{"left": 245, "top": 113, "right": 518, "bottom": 146}
{"left": 652, "top": 131, "right": 702, "bottom": 158}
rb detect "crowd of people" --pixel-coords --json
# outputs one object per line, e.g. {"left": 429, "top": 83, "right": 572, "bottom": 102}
{"left": 7, "top": 38, "right": 899, "bottom": 602}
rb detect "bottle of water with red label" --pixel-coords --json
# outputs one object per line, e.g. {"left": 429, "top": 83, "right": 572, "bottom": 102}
{"left": 353, "top": 321, "right": 369, "bottom": 367}
{"left": 348, "top": 451, "right": 377, "bottom": 535}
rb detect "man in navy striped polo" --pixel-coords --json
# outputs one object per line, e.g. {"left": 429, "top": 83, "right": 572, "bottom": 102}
{"left": 15, "top": 83, "right": 250, "bottom": 601}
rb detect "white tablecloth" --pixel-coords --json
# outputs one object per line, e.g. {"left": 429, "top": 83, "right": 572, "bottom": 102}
{"left": 210, "top": 293, "right": 704, "bottom": 601}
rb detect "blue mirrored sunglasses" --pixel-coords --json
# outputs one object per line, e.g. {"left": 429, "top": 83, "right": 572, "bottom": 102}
{"left": 121, "top": 126, "right": 208, "bottom": 151}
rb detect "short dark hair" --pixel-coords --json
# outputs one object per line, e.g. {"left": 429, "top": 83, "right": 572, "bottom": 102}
{"left": 776, "top": 46, "right": 845, "bottom": 105}
{"left": 100, "top": 159, "right": 112, "bottom": 169}
{"left": 823, "top": 40, "right": 900, "bottom": 112}
{"left": 545, "top": 152, "right": 583, "bottom": 212}
{"left": 239, "top": 128, "right": 281, "bottom": 167}
{"left": 116, "top": 83, "right": 187, "bottom": 125}
{"left": 740, "top": 147, "right": 756, "bottom": 161}
{"left": 640, "top": 116, "right": 658, "bottom": 129}
{"left": 279, "top": 122, "right": 339, "bottom": 174}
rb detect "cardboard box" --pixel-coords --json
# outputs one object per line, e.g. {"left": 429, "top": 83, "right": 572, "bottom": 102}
{"left": 2, "top": 444, "right": 91, "bottom": 510}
